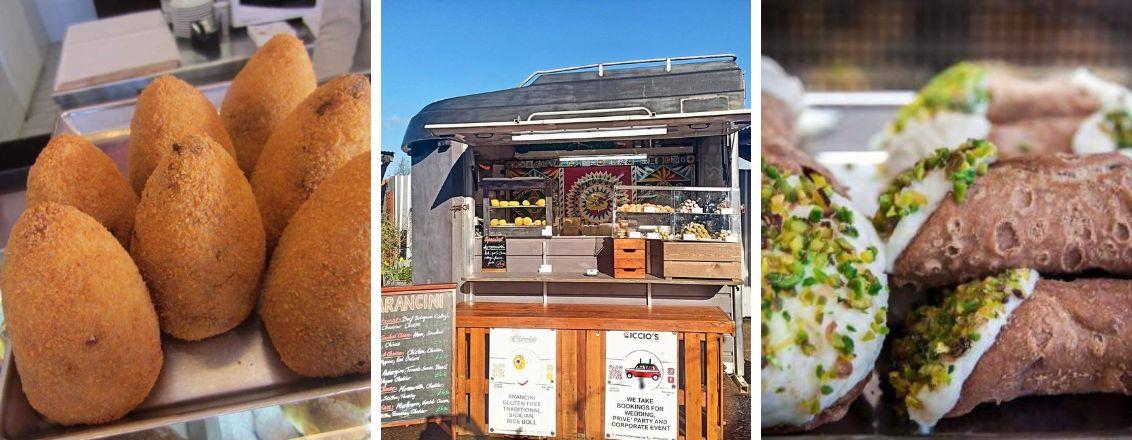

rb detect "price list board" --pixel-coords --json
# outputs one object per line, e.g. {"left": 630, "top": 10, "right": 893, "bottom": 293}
{"left": 380, "top": 284, "right": 456, "bottom": 427}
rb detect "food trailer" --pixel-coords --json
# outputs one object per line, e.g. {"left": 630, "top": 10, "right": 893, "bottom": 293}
{"left": 401, "top": 55, "right": 750, "bottom": 439}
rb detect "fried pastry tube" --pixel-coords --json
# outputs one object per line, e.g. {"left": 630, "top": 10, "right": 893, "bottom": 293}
{"left": 883, "top": 150, "right": 1132, "bottom": 292}
{"left": 890, "top": 269, "right": 1132, "bottom": 431}
{"left": 762, "top": 135, "right": 847, "bottom": 196}
{"left": 984, "top": 69, "right": 1106, "bottom": 123}
{"left": 986, "top": 115, "right": 1081, "bottom": 157}
{"left": 763, "top": 91, "right": 797, "bottom": 147}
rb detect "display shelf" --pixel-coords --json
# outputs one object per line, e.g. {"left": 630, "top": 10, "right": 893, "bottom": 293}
{"left": 483, "top": 177, "right": 554, "bottom": 237}
{"left": 613, "top": 185, "right": 740, "bottom": 242}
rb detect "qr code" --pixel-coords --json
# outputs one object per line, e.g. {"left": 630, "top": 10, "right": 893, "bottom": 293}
{"left": 607, "top": 364, "right": 623, "bottom": 380}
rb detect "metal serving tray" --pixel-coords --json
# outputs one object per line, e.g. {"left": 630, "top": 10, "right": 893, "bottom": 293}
{"left": 0, "top": 83, "right": 369, "bottom": 439}
{"left": 776, "top": 92, "right": 1132, "bottom": 437}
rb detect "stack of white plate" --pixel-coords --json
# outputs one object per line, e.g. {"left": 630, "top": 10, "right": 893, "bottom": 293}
{"left": 169, "top": 0, "right": 213, "bottom": 38}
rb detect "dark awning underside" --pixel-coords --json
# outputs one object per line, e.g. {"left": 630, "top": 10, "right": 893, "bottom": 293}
{"left": 402, "top": 59, "right": 747, "bottom": 154}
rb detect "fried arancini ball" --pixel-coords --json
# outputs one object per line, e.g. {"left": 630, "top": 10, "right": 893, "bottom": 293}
{"left": 128, "top": 75, "right": 236, "bottom": 194}
{"left": 221, "top": 34, "right": 316, "bottom": 175}
{"left": 1, "top": 203, "right": 162, "bottom": 425}
{"left": 250, "top": 74, "right": 370, "bottom": 253}
{"left": 130, "top": 134, "right": 265, "bottom": 341}
{"left": 26, "top": 134, "right": 137, "bottom": 245}
{"left": 262, "top": 152, "right": 370, "bottom": 377}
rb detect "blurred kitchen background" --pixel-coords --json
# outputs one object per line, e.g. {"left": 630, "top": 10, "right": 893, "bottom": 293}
{"left": 763, "top": 0, "right": 1132, "bottom": 90}
{"left": 0, "top": 0, "right": 370, "bottom": 144}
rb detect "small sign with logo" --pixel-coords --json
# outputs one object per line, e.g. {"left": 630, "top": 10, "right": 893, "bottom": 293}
{"left": 605, "top": 330, "right": 678, "bottom": 440}
{"left": 488, "top": 328, "right": 556, "bottom": 437}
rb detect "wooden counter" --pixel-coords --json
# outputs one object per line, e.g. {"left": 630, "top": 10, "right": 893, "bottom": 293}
{"left": 453, "top": 302, "right": 732, "bottom": 439}
{"left": 455, "top": 302, "right": 735, "bottom": 334}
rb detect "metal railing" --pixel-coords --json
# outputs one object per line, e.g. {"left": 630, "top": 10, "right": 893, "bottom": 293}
{"left": 517, "top": 54, "right": 738, "bottom": 87}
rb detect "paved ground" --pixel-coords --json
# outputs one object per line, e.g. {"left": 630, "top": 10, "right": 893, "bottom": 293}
{"left": 383, "top": 319, "right": 752, "bottom": 439}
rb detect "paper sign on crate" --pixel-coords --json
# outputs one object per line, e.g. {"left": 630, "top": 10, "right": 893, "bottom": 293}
{"left": 605, "top": 330, "right": 679, "bottom": 440}
{"left": 488, "top": 328, "right": 557, "bottom": 437}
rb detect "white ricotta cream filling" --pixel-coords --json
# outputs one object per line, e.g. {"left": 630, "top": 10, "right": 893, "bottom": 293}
{"left": 1072, "top": 67, "right": 1128, "bottom": 108}
{"left": 876, "top": 111, "right": 991, "bottom": 179}
{"left": 1073, "top": 95, "right": 1132, "bottom": 157}
{"left": 1073, "top": 109, "right": 1117, "bottom": 155}
{"left": 761, "top": 190, "right": 889, "bottom": 428}
{"left": 883, "top": 169, "right": 953, "bottom": 272}
{"left": 908, "top": 269, "right": 1039, "bottom": 432}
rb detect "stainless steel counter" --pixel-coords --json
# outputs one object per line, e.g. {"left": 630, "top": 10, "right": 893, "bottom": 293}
{"left": 51, "top": 23, "right": 314, "bottom": 110}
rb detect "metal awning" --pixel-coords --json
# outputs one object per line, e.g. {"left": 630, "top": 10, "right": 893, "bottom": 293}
{"left": 423, "top": 109, "right": 751, "bottom": 146}
{"left": 402, "top": 55, "right": 748, "bottom": 155}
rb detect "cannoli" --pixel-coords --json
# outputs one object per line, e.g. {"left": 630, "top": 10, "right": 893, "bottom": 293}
{"left": 877, "top": 143, "right": 1132, "bottom": 292}
{"left": 761, "top": 160, "right": 890, "bottom": 432}
{"left": 890, "top": 268, "right": 1132, "bottom": 432}
{"left": 875, "top": 62, "right": 1126, "bottom": 176}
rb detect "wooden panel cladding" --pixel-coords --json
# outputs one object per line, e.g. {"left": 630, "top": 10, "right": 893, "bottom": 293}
{"left": 454, "top": 302, "right": 730, "bottom": 439}
{"left": 660, "top": 242, "right": 742, "bottom": 262}
{"left": 662, "top": 261, "right": 742, "bottom": 280}
{"left": 614, "top": 254, "right": 646, "bottom": 269}
{"left": 614, "top": 267, "right": 646, "bottom": 279}
{"left": 614, "top": 238, "right": 647, "bottom": 278}
{"left": 648, "top": 241, "right": 742, "bottom": 281}
{"left": 613, "top": 238, "right": 645, "bottom": 251}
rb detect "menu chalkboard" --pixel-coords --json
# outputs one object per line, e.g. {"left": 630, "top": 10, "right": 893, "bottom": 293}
{"left": 482, "top": 235, "right": 507, "bottom": 272}
{"left": 380, "top": 285, "right": 456, "bottom": 427}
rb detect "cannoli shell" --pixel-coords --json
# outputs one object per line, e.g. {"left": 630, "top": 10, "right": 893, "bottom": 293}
{"left": 987, "top": 116, "right": 1081, "bottom": 158}
{"left": 763, "top": 91, "right": 796, "bottom": 146}
{"left": 891, "top": 153, "right": 1132, "bottom": 292}
{"left": 948, "top": 278, "right": 1132, "bottom": 417}
{"left": 986, "top": 71, "right": 1101, "bottom": 123}
{"left": 763, "top": 373, "right": 872, "bottom": 434}
{"left": 762, "top": 140, "right": 848, "bottom": 196}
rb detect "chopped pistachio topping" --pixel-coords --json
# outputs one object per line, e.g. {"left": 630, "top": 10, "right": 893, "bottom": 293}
{"left": 1101, "top": 109, "right": 1132, "bottom": 150}
{"left": 761, "top": 163, "right": 888, "bottom": 413}
{"left": 892, "top": 62, "right": 990, "bottom": 134}
{"left": 872, "top": 139, "right": 996, "bottom": 237}
{"left": 888, "top": 268, "right": 1033, "bottom": 411}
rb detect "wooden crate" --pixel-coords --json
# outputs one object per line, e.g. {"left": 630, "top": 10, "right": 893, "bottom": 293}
{"left": 613, "top": 238, "right": 646, "bottom": 278}
{"left": 648, "top": 241, "right": 742, "bottom": 281}
{"left": 454, "top": 302, "right": 734, "bottom": 440}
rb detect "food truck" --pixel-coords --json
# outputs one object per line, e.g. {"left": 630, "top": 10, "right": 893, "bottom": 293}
{"left": 401, "top": 55, "right": 750, "bottom": 439}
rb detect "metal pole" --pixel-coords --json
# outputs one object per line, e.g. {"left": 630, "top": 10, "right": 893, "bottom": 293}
{"left": 732, "top": 284, "right": 749, "bottom": 392}
{"left": 469, "top": 282, "right": 475, "bottom": 304}
{"left": 647, "top": 282, "right": 653, "bottom": 309}
{"left": 542, "top": 281, "right": 548, "bottom": 306}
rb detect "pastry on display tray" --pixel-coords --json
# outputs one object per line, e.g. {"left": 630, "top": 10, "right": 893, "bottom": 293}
{"left": 890, "top": 269, "right": 1132, "bottom": 432}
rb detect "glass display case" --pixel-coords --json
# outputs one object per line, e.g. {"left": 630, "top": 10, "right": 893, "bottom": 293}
{"left": 482, "top": 177, "right": 554, "bottom": 238}
{"left": 612, "top": 186, "right": 740, "bottom": 242}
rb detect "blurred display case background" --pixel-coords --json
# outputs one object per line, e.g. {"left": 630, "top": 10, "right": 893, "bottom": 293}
{"left": 763, "top": 0, "right": 1132, "bottom": 90}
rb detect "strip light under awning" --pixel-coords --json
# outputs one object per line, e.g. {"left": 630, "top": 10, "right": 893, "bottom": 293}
{"left": 558, "top": 154, "right": 647, "bottom": 163}
{"left": 511, "top": 126, "right": 667, "bottom": 142}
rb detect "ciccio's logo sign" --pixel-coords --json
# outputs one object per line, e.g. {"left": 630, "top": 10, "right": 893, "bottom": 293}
{"left": 624, "top": 332, "right": 660, "bottom": 340}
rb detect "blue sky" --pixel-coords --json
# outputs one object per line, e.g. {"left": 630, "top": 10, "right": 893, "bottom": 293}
{"left": 381, "top": 0, "right": 751, "bottom": 174}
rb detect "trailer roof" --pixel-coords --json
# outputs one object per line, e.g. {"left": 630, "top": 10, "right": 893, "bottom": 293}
{"left": 401, "top": 58, "right": 747, "bottom": 154}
